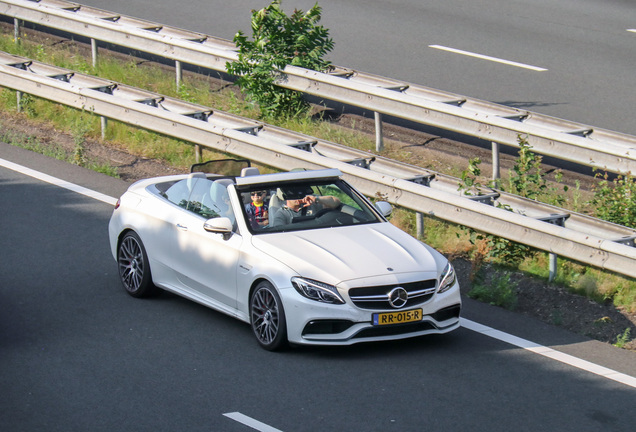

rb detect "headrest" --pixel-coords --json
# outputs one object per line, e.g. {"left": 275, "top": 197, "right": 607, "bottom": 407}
{"left": 241, "top": 167, "right": 260, "bottom": 177}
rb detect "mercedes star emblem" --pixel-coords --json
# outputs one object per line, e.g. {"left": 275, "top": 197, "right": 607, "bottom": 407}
{"left": 388, "top": 287, "right": 408, "bottom": 308}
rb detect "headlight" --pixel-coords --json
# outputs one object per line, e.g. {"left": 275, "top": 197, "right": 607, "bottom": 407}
{"left": 291, "top": 277, "right": 345, "bottom": 304}
{"left": 438, "top": 262, "right": 456, "bottom": 293}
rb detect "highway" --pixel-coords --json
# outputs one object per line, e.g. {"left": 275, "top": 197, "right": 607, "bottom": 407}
{"left": 1, "top": 142, "right": 635, "bottom": 431}
{"left": 73, "top": 0, "right": 636, "bottom": 136}
{"left": 2, "top": 2, "right": 636, "bottom": 430}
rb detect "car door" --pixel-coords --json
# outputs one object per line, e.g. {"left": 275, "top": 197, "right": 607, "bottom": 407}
{"left": 140, "top": 175, "right": 201, "bottom": 289}
{"left": 170, "top": 178, "right": 242, "bottom": 311}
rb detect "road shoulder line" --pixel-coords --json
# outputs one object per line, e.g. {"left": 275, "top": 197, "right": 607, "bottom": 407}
{"left": 462, "top": 318, "right": 636, "bottom": 388}
{"left": 0, "top": 157, "right": 117, "bottom": 205}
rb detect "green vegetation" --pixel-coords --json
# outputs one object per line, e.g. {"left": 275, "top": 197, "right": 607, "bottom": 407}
{"left": 0, "top": 121, "right": 118, "bottom": 176}
{"left": 226, "top": 0, "right": 334, "bottom": 118}
{"left": 0, "top": 16, "right": 635, "bottom": 321}
{"left": 468, "top": 268, "right": 518, "bottom": 310}
{"left": 589, "top": 171, "right": 636, "bottom": 228}
{"left": 614, "top": 328, "right": 632, "bottom": 349}
{"left": 453, "top": 139, "right": 636, "bottom": 314}
{"left": 458, "top": 152, "right": 531, "bottom": 268}
{"left": 507, "top": 135, "right": 568, "bottom": 206}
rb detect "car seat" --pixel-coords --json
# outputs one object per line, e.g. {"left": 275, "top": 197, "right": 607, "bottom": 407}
{"left": 241, "top": 167, "right": 260, "bottom": 177}
{"left": 268, "top": 189, "right": 286, "bottom": 226}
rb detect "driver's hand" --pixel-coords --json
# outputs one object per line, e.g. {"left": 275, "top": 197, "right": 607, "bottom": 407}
{"left": 300, "top": 195, "right": 317, "bottom": 207}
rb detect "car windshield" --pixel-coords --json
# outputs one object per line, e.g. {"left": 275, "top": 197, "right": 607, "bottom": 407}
{"left": 238, "top": 179, "right": 383, "bottom": 234}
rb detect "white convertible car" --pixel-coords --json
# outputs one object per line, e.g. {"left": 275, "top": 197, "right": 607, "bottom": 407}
{"left": 108, "top": 160, "right": 461, "bottom": 350}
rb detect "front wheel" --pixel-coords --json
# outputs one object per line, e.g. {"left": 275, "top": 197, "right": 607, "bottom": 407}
{"left": 117, "top": 231, "right": 158, "bottom": 298}
{"left": 250, "top": 282, "right": 288, "bottom": 351}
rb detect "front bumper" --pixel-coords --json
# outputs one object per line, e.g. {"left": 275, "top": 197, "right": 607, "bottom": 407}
{"left": 281, "top": 282, "right": 462, "bottom": 346}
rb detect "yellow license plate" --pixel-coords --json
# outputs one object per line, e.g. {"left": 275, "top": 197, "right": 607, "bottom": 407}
{"left": 373, "top": 309, "right": 422, "bottom": 326}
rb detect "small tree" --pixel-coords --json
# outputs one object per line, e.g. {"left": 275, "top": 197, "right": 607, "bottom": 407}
{"left": 508, "top": 135, "right": 547, "bottom": 200}
{"left": 226, "top": 1, "right": 334, "bottom": 118}
{"left": 508, "top": 135, "right": 567, "bottom": 206}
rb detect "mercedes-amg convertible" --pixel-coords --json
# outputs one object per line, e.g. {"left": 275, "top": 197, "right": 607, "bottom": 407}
{"left": 108, "top": 160, "right": 461, "bottom": 350}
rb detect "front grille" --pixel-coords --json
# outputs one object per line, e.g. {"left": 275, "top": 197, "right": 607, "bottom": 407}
{"left": 348, "top": 279, "right": 437, "bottom": 309}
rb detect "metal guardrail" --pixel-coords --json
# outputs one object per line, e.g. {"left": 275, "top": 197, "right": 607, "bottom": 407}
{"left": 1, "top": 0, "right": 636, "bottom": 177}
{"left": 1, "top": 51, "right": 635, "bottom": 278}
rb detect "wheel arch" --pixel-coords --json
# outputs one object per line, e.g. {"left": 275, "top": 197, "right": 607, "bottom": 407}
{"left": 247, "top": 276, "right": 291, "bottom": 329}
{"left": 116, "top": 228, "right": 136, "bottom": 253}
{"left": 248, "top": 277, "right": 275, "bottom": 306}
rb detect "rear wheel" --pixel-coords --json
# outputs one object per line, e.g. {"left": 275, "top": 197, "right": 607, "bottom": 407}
{"left": 250, "top": 281, "right": 288, "bottom": 351}
{"left": 117, "top": 231, "right": 157, "bottom": 298}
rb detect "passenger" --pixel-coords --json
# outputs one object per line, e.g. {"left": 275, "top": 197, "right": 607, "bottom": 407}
{"left": 245, "top": 190, "right": 269, "bottom": 229}
{"left": 273, "top": 193, "right": 341, "bottom": 226}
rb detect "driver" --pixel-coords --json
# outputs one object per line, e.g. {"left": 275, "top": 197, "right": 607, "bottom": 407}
{"left": 272, "top": 193, "right": 341, "bottom": 226}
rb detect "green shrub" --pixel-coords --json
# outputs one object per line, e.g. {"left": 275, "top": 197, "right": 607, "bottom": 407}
{"left": 226, "top": 0, "right": 334, "bottom": 118}
{"left": 589, "top": 171, "right": 636, "bottom": 228}
{"left": 508, "top": 135, "right": 567, "bottom": 206}
{"left": 468, "top": 268, "right": 518, "bottom": 310}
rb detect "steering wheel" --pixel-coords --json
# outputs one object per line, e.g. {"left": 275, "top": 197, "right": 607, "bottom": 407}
{"left": 314, "top": 207, "right": 337, "bottom": 219}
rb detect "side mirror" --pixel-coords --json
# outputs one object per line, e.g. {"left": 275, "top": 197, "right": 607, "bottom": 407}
{"left": 375, "top": 201, "right": 393, "bottom": 217}
{"left": 203, "top": 217, "right": 233, "bottom": 239}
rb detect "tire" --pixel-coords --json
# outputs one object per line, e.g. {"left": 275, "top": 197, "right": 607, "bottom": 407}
{"left": 250, "top": 281, "right": 288, "bottom": 351}
{"left": 117, "top": 231, "right": 157, "bottom": 298}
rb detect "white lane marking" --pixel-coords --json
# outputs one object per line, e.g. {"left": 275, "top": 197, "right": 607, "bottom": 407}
{"left": 223, "top": 412, "right": 283, "bottom": 432}
{"left": 0, "top": 158, "right": 117, "bottom": 205}
{"left": 3, "top": 158, "right": 634, "bottom": 389}
{"left": 429, "top": 45, "right": 548, "bottom": 71}
{"left": 462, "top": 318, "right": 636, "bottom": 388}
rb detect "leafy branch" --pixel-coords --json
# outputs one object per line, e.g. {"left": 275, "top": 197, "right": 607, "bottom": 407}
{"left": 226, "top": 1, "right": 334, "bottom": 119}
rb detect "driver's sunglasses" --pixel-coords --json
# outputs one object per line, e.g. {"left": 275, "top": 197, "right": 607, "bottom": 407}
{"left": 251, "top": 191, "right": 266, "bottom": 196}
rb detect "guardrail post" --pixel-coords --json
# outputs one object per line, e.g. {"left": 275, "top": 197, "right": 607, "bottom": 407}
{"left": 91, "top": 39, "right": 98, "bottom": 68}
{"left": 194, "top": 144, "right": 201, "bottom": 163}
{"left": 100, "top": 116, "right": 107, "bottom": 139}
{"left": 13, "top": 18, "right": 20, "bottom": 44}
{"left": 374, "top": 111, "right": 384, "bottom": 152}
{"left": 176, "top": 60, "right": 182, "bottom": 88}
{"left": 14, "top": 19, "right": 24, "bottom": 113}
{"left": 416, "top": 212, "right": 424, "bottom": 238}
{"left": 549, "top": 253, "right": 557, "bottom": 282}
{"left": 492, "top": 142, "right": 500, "bottom": 180}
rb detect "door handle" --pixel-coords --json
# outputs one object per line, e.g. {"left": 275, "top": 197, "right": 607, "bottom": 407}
{"left": 176, "top": 223, "right": 188, "bottom": 231}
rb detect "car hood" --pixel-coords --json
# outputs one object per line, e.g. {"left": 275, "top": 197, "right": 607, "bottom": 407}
{"left": 251, "top": 223, "right": 439, "bottom": 286}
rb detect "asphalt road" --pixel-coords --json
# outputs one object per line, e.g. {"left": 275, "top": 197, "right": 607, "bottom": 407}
{"left": 73, "top": 0, "right": 636, "bottom": 136}
{"left": 1, "top": 142, "right": 636, "bottom": 431}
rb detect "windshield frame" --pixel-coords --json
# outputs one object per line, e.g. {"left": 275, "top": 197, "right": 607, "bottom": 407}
{"left": 236, "top": 178, "right": 385, "bottom": 235}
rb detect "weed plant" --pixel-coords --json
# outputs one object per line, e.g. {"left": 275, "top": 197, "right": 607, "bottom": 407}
{"left": 589, "top": 171, "right": 636, "bottom": 228}
{"left": 468, "top": 268, "right": 518, "bottom": 310}
{"left": 614, "top": 328, "right": 632, "bottom": 348}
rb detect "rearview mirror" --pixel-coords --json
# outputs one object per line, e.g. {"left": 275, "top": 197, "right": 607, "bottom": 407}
{"left": 375, "top": 201, "right": 393, "bottom": 217}
{"left": 203, "top": 217, "right": 233, "bottom": 239}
